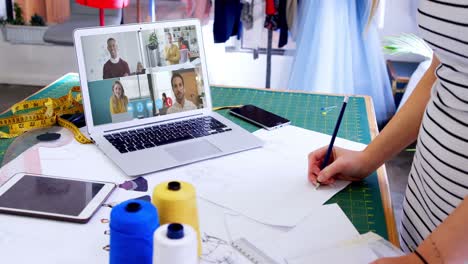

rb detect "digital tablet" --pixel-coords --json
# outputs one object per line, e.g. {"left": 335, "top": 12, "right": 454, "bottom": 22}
{"left": 0, "top": 173, "right": 116, "bottom": 223}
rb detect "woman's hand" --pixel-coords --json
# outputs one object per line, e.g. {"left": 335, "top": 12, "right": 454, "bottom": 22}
{"left": 308, "top": 146, "right": 372, "bottom": 185}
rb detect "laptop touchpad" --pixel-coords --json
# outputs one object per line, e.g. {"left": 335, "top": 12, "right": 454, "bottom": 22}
{"left": 165, "top": 140, "right": 222, "bottom": 162}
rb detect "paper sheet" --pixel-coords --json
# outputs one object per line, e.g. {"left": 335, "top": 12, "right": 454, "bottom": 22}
{"left": 225, "top": 204, "right": 361, "bottom": 263}
{"left": 38, "top": 140, "right": 129, "bottom": 183}
{"left": 38, "top": 146, "right": 78, "bottom": 160}
{"left": 225, "top": 214, "right": 287, "bottom": 263}
{"left": 286, "top": 231, "right": 404, "bottom": 264}
{"left": 198, "top": 198, "right": 252, "bottom": 264}
{"left": 195, "top": 126, "right": 367, "bottom": 226}
{"left": 287, "top": 244, "right": 378, "bottom": 264}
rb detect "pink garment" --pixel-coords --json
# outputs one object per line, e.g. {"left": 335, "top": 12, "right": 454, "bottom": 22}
{"left": 181, "top": 0, "right": 211, "bottom": 24}
{"left": 181, "top": 0, "right": 195, "bottom": 17}
{"left": 194, "top": 0, "right": 211, "bottom": 24}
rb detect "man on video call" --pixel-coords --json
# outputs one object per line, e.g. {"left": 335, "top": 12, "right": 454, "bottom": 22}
{"left": 103, "top": 38, "right": 130, "bottom": 79}
{"left": 167, "top": 73, "right": 197, "bottom": 114}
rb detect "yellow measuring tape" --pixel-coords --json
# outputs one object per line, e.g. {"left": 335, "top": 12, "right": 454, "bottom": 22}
{"left": 0, "top": 86, "right": 92, "bottom": 144}
{"left": 212, "top": 105, "right": 243, "bottom": 111}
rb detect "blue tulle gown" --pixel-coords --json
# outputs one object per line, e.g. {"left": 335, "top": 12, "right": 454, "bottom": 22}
{"left": 288, "top": 0, "right": 395, "bottom": 124}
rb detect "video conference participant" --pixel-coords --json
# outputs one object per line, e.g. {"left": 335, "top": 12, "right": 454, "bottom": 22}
{"left": 109, "top": 81, "right": 129, "bottom": 114}
{"left": 164, "top": 33, "right": 180, "bottom": 65}
{"left": 167, "top": 73, "right": 197, "bottom": 114}
{"left": 130, "top": 62, "right": 145, "bottom": 75}
{"left": 162, "top": 92, "right": 170, "bottom": 108}
{"left": 103, "top": 38, "right": 131, "bottom": 79}
{"left": 136, "top": 62, "right": 145, "bottom": 74}
{"left": 178, "top": 37, "right": 189, "bottom": 50}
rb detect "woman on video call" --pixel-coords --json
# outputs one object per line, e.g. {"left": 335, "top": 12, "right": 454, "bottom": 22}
{"left": 109, "top": 81, "right": 128, "bottom": 114}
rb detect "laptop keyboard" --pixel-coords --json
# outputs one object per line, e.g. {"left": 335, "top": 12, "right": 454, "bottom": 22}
{"left": 104, "top": 116, "right": 232, "bottom": 153}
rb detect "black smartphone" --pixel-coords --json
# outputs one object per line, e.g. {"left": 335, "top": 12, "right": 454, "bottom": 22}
{"left": 230, "top": 105, "right": 290, "bottom": 130}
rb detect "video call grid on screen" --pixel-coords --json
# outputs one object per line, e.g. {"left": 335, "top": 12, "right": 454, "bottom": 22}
{"left": 81, "top": 25, "right": 205, "bottom": 126}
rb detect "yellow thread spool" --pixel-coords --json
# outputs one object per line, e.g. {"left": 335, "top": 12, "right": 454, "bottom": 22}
{"left": 152, "top": 181, "right": 202, "bottom": 256}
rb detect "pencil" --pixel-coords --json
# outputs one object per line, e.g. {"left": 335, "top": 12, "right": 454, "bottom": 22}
{"left": 316, "top": 96, "right": 349, "bottom": 189}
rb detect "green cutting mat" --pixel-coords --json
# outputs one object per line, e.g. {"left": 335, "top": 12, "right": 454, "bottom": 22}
{"left": 211, "top": 86, "right": 387, "bottom": 239}
{"left": 0, "top": 74, "right": 388, "bottom": 239}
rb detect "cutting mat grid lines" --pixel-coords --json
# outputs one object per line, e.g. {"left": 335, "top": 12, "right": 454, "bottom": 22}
{"left": 0, "top": 76, "right": 388, "bottom": 240}
{"left": 211, "top": 87, "right": 369, "bottom": 143}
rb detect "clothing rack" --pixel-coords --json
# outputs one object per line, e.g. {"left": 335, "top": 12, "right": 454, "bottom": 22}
{"left": 265, "top": 28, "right": 273, "bottom": 88}
{"left": 136, "top": 0, "right": 157, "bottom": 22}
{"left": 150, "top": 0, "right": 156, "bottom": 22}
{"left": 225, "top": 32, "right": 292, "bottom": 90}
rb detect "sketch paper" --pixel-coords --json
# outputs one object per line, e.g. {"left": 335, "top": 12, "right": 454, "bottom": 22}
{"left": 196, "top": 126, "right": 367, "bottom": 226}
{"left": 287, "top": 244, "right": 378, "bottom": 264}
{"left": 225, "top": 204, "right": 361, "bottom": 263}
{"left": 286, "top": 231, "right": 405, "bottom": 264}
{"left": 198, "top": 198, "right": 253, "bottom": 264}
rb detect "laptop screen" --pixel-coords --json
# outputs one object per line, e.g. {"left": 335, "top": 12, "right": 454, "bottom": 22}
{"left": 80, "top": 25, "right": 206, "bottom": 127}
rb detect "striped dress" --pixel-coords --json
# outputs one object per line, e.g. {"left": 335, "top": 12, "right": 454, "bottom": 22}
{"left": 400, "top": 0, "right": 468, "bottom": 252}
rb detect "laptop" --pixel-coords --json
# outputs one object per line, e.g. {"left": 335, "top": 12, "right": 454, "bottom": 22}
{"left": 73, "top": 19, "right": 263, "bottom": 176}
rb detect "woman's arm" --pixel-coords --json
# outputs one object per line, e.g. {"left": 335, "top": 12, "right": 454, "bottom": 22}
{"left": 310, "top": 55, "right": 440, "bottom": 184}
{"left": 373, "top": 196, "right": 468, "bottom": 263}
{"left": 164, "top": 46, "right": 170, "bottom": 61}
{"left": 360, "top": 55, "right": 440, "bottom": 175}
{"left": 172, "top": 46, "right": 180, "bottom": 63}
{"left": 417, "top": 196, "right": 468, "bottom": 263}
{"left": 109, "top": 98, "right": 115, "bottom": 114}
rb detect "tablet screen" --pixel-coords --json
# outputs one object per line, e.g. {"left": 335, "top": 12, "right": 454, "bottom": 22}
{"left": 0, "top": 175, "right": 104, "bottom": 216}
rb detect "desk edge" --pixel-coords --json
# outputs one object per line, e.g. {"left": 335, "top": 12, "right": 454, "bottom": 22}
{"left": 365, "top": 96, "right": 400, "bottom": 247}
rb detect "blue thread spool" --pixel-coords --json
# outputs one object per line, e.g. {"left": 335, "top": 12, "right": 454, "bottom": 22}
{"left": 110, "top": 199, "right": 159, "bottom": 264}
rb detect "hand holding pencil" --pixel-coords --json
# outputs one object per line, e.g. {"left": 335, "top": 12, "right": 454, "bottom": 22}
{"left": 307, "top": 146, "right": 370, "bottom": 186}
{"left": 308, "top": 97, "right": 370, "bottom": 187}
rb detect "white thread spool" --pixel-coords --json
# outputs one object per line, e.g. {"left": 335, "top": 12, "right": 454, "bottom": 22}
{"left": 153, "top": 223, "right": 198, "bottom": 264}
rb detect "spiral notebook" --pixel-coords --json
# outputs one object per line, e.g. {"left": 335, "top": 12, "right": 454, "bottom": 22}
{"left": 231, "top": 238, "right": 282, "bottom": 264}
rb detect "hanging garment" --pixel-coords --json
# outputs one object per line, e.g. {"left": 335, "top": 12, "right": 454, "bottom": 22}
{"left": 287, "top": 0, "right": 395, "bottom": 124}
{"left": 193, "top": 0, "right": 212, "bottom": 25}
{"left": 264, "top": 0, "right": 279, "bottom": 30}
{"left": 241, "top": 1, "right": 254, "bottom": 30}
{"left": 278, "top": 0, "right": 288, "bottom": 48}
{"left": 213, "top": 0, "right": 243, "bottom": 43}
{"left": 286, "top": 0, "right": 298, "bottom": 40}
{"left": 240, "top": 0, "right": 267, "bottom": 53}
{"left": 265, "top": 0, "right": 276, "bottom": 15}
{"left": 182, "top": 0, "right": 196, "bottom": 18}
{"left": 182, "top": 0, "right": 212, "bottom": 25}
